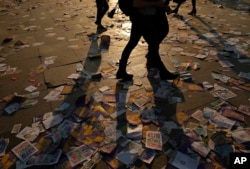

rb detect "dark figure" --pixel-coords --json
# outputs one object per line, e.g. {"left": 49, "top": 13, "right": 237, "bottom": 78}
{"left": 171, "top": 0, "right": 196, "bottom": 15}
{"left": 95, "top": 0, "right": 109, "bottom": 30}
{"left": 116, "top": 0, "right": 178, "bottom": 80}
{"left": 116, "top": 14, "right": 142, "bottom": 80}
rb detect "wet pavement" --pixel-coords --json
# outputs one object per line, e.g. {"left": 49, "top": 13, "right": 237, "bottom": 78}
{"left": 0, "top": 0, "right": 250, "bottom": 169}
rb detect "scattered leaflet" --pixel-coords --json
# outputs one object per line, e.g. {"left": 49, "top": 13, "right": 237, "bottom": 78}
{"left": 210, "top": 112, "right": 236, "bottom": 130}
{"left": 24, "top": 85, "right": 37, "bottom": 92}
{"left": 193, "top": 126, "right": 208, "bottom": 137}
{"left": 43, "top": 86, "right": 64, "bottom": 101}
{"left": 102, "top": 93, "right": 117, "bottom": 103}
{"left": 218, "top": 60, "right": 234, "bottom": 68}
{"left": 100, "top": 143, "right": 117, "bottom": 154}
{"left": 42, "top": 111, "right": 54, "bottom": 120}
{"left": 44, "top": 56, "right": 57, "bottom": 65}
{"left": 212, "top": 84, "right": 237, "bottom": 100}
{"left": 66, "top": 145, "right": 95, "bottom": 167}
{"left": 4, "top": 102, "right": 20, "bottom": 115}
{"left": 56, "top": 119, "right": 80, "bottom": 138}
{"left": 12, "top": 140, "right": 38, "bottom": 162}
{"left": 168, "top": 151, "right": 200, "bottom": 169}
{"left": 202, "top": 81, "right": 213, "bottom": 90}
{"left": 31, "top": 121, "right": 45, "bottom": 133}
{"left": 238, "top": 105, "right": 250, "bottom": 116}
{"left": 211, "top": 72, "right": 231, "bottom": 83}
{"left": 99, "top": 85, "right": 110, "bottom": 93}
{"left": 126, "top": 111, "right": 141, "bottom": 125}
{"left": 238, "top": 72, "right": 250, "bottom": 80}
{"left": 231, "top": 128, "right": 250, "bottom": 144}
{"left": 195, "top": 54, "right": 207, "bottom": 59}
{"left": 154, "top": 87, "right": 170, "bottom": 102}
{"left": 139, "top": 148, "right": 156, "bottom": 164}
{"left": 116, "top": 140, "right": 143, "bottom": 166}
{"left": 42, "top": 114, "right": 64, "bottom": 129}
{"left": 11, "top": 123, "right": 22, "bottom": 134}
{"left": 161, "top": 121, "right": 180, "bottom": 135}
{"left": 126, "top": 124, "right": 143, "bottom": 140}
{"left": 0, "top": 138, "right": 9, "bottom": 156}
{"left": 191, "top": 141, "right": 210, "bottom": 157}
{"left": 16, "top": 149, "right": 62, "bottom": 169}
{"left": 218, "top": 103, "right": 245, "bottom": 122}
{"left": 191, "top": 109, "right": 208, "bottom": 124}
{"left": 145, "top": 131, "right": 162, "bottom": 151}
{"left": 133, "top": 94, "right": 151, "bottom": 108}
{"left": 67, "top": 73, "right": 80, "bottom": 79}
{"left": 81, "top": 152, "right": 102, "bottom": 169}
{"left": 16, "top": 126, "right": 40, "bottom": 142}
{"left": 141, "top": 108, "right": 158, "bottom": 123}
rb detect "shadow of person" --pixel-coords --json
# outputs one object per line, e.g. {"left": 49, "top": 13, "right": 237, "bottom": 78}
{"left": 146, "top": 76, "right": 185, "bottom": 122}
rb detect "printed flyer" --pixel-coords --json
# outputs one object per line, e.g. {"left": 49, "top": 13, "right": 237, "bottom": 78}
{"left": 66, "top": 145, "right": 94, "bottom": 167}
{"left": 12, "top": 140, "right": 38, "bottom": 162}
{"left": 145, "top": 131, "right": 162, "bottom": 151}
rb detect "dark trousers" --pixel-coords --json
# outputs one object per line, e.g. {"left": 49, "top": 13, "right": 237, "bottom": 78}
{"left": 95, "top": 0, "right": 109, "bottom": 25}
{"left": 120, "top": 10, "right": 169, "bottom": 66}
{"left": 120, "top": 15, "right": 143, "bottom": 63}
{"left": 141, "top": 10, "right": 169, "bottom": 60}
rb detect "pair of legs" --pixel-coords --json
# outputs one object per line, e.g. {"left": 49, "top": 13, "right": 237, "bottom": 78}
{"left": 142, "top": 10, "right": 178, "bottom": 80}
{"left": 172, "top": 0, "right": 196, "bottom": 15}
{"left": 95, "top": 0, "right": 109, "bottom": 29}
{"left": 117, "top": 10, "right": 178, "bottom": 80}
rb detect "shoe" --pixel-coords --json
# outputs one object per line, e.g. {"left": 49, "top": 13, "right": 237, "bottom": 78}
{"left": 97, "top": 24, "right": 107, "bottom": 30}
{"left": 116, "top": 71, "right": 133, "bottom": 80}
{"left": 160, "top": 71, "right": 179, "bottom": 80}
{"left": 146, "top": 56, "right": 158, "bottom": 69}
{"left": 188, "top": 9, "right": 196, "bottom": 16}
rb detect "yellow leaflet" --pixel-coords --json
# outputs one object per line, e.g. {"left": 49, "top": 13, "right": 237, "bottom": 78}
{"left": 83, "top": 138, "right": 93, "bottom": 145}
{"left": 94, "top": 136, "right": 104, "bottom": 142}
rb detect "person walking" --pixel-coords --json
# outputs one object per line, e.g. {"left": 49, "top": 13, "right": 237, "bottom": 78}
{"left": 116, "top": 0, "right": 178, "bottom": 81}
{"left": 171, "top": 0, "right": 197, "bottom": 15}
{"left": 95, "top": 0, "right": 109, "bottom": 30}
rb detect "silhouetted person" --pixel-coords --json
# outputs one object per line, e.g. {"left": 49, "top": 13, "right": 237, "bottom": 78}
{"left": 116, "top": 0, "right": 178, "bottom": 81}
{"left": 171, "top": 0, "right": 197, "bottom": 15}
{"left": 95, "top": 0, "right": 109, "bottom": 30}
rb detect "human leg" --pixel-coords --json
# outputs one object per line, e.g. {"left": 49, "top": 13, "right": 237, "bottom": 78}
{"left": 95, "top": 0, "right": 109, "bottom": 28}
{"left": 116, "top": 17, "right": 142, "bottom": 80}
{"left": 188, "top": 0, "right": 196, "bottom": 15}
{"left": 139, "top": 14, "right": 159, "bottom": 68}
{"left": 144, "top": 12, "right": 178, "bottom": 80}
{"left": 172, "top": 2, "right": 182, "bottom": 14}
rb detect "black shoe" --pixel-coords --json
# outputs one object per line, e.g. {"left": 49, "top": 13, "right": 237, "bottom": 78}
{"left": 160, "top": 71, "right": 179, "bottom": 80}
{"left": 116, "top": 71, "right": 133, "bottom": 80}
{"left": 146, "top": 57, "right": 158, "bottom": 69}
{"left": 188, "top": 9, "right": 196, "bottom": 16}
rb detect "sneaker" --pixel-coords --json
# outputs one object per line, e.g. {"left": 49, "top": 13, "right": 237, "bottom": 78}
{"left": 97, "top": 25, "right": 107, "bottom": 30}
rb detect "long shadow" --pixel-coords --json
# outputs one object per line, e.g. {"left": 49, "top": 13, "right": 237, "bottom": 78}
{"left": 173, "top": 10, "right": 250, "bottom": 77}
{"left": 210, "top": 0, "right": 250, "bottom": 12}
{"left": 133, "top": 77, "right": 186, "bottom": 168}
{"left": 164, "top": 5, "right": 250, "bottom": 168}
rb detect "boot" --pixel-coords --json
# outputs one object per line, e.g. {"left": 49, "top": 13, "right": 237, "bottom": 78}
{"left": 157, "top": 60, "right": 179, "bottom": 80}
{"left": 146, "top": 54, "right": 158, "bottom": 69}
{"left": 116, "top": 59, "right": 133, "bottom": 80}
{"left": 188, "top": 9, "right": 196, "bottom": 15}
